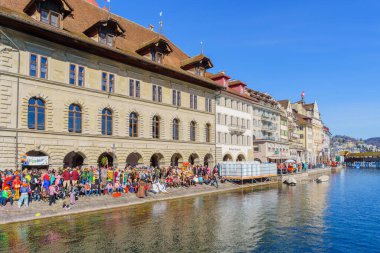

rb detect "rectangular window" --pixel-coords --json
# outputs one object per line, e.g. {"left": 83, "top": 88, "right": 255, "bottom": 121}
{"left": 109, "top": 74, "right": 114, "bottom": 93}
{"left": 177, "top": 91, "right": 181, "bottom": 106}
{"left": 129, "top": 79, "right": 140, "bottom": 98}
{"left": 30, "top": 54, "right": 37, "bottom": 77}
{"left": 40, "top": 56, "right": 48, "bottom": 79}
{"left": 40, "top": 10, "right": 49, "bottom": 24}
{"left": 135, "top": 81, "right": 140, "bottom": 98}
{"left": 70, "top": 64, "right": 85, "bottom": 86}
{"left": 102, "top": 72, "right": 107, "bottom": 91}
{"left": 78, "top": 66, "right": 85, "bottom": 86}
{"left": 152, "top": 85, "right": 157, "bottom": 101}
{"left": 129, "top": 79, "right": 135, "bottom": 97}
{"left": 157, "top": 53, "right": 163, "bottom": 64}
{"left": 106, "top": 35, "right": 113, "bottom": 47}
{"left": 69, "top": 64, "right": 76, "bottom": 85}
{"left": 172, "top": 90, "right": 181, "bottom": 106}
{"left": 172, "top": 90, "right": 177, "bottom": 105}
{"left": 99, "top": 32, "right": 106, "bottom": 45}
{"left": 190, "top": 94, "right": 198, "bottom": 109}
{"left": 158, "top": 86, "right": 162, "bottom": 102}
{"left": 50, "top": 12, "right": 59, "bottom": 27}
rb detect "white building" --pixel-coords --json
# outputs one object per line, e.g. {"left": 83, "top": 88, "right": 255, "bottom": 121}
{"left": 213, "top": 72, "right": 253, "bottom": 162}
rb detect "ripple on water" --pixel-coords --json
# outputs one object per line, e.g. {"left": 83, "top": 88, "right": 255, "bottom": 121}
{"left": 1, "top": 168, "right": 380, "bottom": 252}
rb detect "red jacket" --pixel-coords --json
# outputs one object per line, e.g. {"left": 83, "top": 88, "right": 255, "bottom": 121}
{"left": 71, "top": 170, "right": 80, "bottom": 180}
{"left": 62, "top": 171, "right": 70, "bottom": 181}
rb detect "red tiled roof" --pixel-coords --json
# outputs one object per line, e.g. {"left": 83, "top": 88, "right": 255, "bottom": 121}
{"left": 209, "top": 71, "right": 231, "bottom": 80}
{"left": 1, "top": 0, "right": 193, "bottom": 72}
{"left": 0, "top": 0, "right": 223, "bottom": 90}
{"left": 229, "top": 80, "right": 247, "bottom": 87}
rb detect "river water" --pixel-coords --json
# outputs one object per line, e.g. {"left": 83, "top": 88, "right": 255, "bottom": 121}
{"left": 1, "top": 168, "right": 380, "bottom": 253}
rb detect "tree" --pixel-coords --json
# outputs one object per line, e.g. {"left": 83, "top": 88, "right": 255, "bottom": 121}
{"left": 101, "top": 156, "right": 108, "bottom": 167}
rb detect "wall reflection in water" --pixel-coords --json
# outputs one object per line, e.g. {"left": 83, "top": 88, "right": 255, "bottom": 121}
{"left": 0, "top": 182, "right": 330, "bottom": 253}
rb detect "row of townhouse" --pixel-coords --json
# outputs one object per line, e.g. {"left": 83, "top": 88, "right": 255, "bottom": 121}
{"left": 0, "top": 0, "right": 331, "bottom": 170}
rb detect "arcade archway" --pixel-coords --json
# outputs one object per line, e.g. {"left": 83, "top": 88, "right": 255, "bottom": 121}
{"left": 63, "top": 151, "right": 86, "bottom": 168}
{"left": 126, "top": 152, "right": 143, "bottom": 167}
{"left": 171, "top": 153, "right": 183, "bottom": 167}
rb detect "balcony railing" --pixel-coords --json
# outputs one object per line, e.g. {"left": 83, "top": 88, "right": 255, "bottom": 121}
{"left": 262, "top": 125, "right": 278, "bottom": 132}
{"left": 228, "top": 124, "right": 247, "bottom": 134}
{"left": 261, "top": 115, "right": 277, "bottom": 122}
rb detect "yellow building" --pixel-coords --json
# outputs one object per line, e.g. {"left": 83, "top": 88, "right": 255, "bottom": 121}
{"left": 292, "top": 100, "right": 324, "bottom": 164}
{"left": 0, "top": 0, "right": 222, "bottom": 169}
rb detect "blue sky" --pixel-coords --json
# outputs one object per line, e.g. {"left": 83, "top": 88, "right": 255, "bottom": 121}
{"left": 105, "top": 0, "right": 380, "bottom": 138}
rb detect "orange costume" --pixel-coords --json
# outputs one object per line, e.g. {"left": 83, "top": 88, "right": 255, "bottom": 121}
{"left": 12, "top": 176, "right": 21, "bottom": 200}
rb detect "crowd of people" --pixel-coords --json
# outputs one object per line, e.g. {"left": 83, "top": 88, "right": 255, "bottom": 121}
{"left": 277, "top": 161, "right": 332, "bottom": 174}
{"left": 0, "top": 165, "right": 220, "bottom": 209}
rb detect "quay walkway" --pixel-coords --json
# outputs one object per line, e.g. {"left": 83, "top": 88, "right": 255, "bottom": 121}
{"left": 0, "top": 167, "right": 335, "bottom": 225}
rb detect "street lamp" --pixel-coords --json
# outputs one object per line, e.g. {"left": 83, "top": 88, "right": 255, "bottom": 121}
{"left": 112, "top": 143, "right": 118, "bottom": 168}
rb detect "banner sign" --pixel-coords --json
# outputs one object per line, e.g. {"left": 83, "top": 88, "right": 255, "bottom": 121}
{"left": 345, "top": 162, "right": 380, "bottom": 168}
{"left": 24, "top": 156, "right": 49, "bottom": 166}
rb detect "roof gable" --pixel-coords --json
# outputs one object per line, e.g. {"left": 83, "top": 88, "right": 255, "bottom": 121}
{"left": 24, "top": 0, "right": 73, "bottom": 18}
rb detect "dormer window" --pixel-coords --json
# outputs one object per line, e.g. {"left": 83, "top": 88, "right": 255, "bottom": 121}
{"left": 99, "top": 29, "right": 114, "bottom": 47}
{"left": 137, "top": 37, "right": 173, "bottom": 64}
{"left": 40, "top": 9, "right": 60, "bottom": 27}
{"left": 195, "top": 67, "right": 205, "bottom": 77}
{"left": 24, "top": 0, "right": 73, "bottom": 28}
{"left": 181, "top": 54, "right": 213, "bottom": 77}
{"left": 84, "top": 19, "right": 125, "bottom": 48}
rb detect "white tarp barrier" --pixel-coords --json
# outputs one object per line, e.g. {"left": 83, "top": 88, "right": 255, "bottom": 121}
{"left": 220, "top": 161, "right": 277, "bottom": 177}
{"left": 24, "top": 156, "right": 49, "bottom": 166}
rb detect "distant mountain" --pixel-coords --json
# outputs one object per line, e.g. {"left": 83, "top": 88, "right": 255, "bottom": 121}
{"left": 332, "top": 135, "right": 380, "bottom": 148}
{"left": 365, "top": 138, "right": 380, "bottom": 147}
{"left": 333, "top": 135, "right": 360, "bottom": 143}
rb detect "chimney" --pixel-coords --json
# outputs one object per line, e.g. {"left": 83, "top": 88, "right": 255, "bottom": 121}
{"left": 149, "top": 24, "right": 154, "bottom": 31}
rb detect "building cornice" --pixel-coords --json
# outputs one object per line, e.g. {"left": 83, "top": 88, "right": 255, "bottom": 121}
{"left": 0, "top": 127, "right": 216, "bottom": 146}
{"left": 0, "top": 71, "right": 215, "bottom": 116}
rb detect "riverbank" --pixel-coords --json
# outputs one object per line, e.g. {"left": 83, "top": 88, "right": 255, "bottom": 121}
{"left": 0, "top": 167, "right": 336, "bottom": 225}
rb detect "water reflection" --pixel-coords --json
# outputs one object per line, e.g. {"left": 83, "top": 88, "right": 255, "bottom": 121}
{"left": 2, "top": 169, "right": 380, "bottom": 252}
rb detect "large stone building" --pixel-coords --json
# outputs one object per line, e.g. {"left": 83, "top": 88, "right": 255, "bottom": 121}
{"left": 0, "top": 0, "right": 222, "bottom": 169}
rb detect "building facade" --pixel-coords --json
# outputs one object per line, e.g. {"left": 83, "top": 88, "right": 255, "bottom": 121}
{"left": 0, "top": 0, "right": 221, "bottom": 169}
{"left": 213, "top": 72, "right": 253, "bottom": 162}
{"left": 292, "top": 100, "right": 324, "bottom": 164}
{"left": 248, "top": 90, "right": 289, "bottom": 163}
{"left": 278, "top": 100, "right": 305, "bottom": 163}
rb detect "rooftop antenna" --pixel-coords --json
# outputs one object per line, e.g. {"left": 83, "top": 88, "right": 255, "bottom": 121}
{"left": 200, "top": 41, "right": 204, "bottom": 55}
{"left": 104, "top": 0, "right": 111, "bottom": 19}
{"left": 158, "top": 11, "right": 163, "bottom": 37}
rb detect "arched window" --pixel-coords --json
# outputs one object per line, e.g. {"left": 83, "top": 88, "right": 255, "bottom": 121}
{"left": 152, "top": 116, "right": 160, "bottom": 139}
{"left": 68, "top": 104, "right": 82, "bottom": 133}
{"left": 205, "top": 123, "right": 211, "bottom": 143}
{"left": 190, "top": 121, "right": 196, "bottom": 142}
{"left": 101, "top": 108, "right": 112, "bottom": 135}
{"left": 28, "top": 97, "right": 45, "bottom": 130}
{"left": 129, "top": 112, "right": 138, "bottom": 137}
{"left": 173, "top": 118, "right": 179, "bottom": 140}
